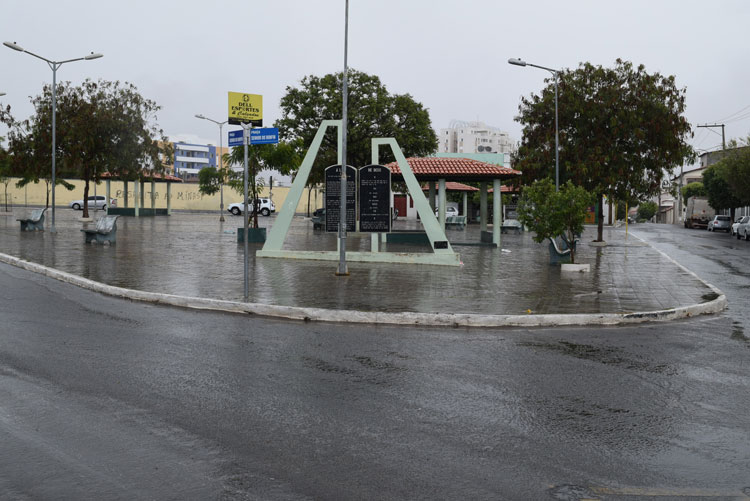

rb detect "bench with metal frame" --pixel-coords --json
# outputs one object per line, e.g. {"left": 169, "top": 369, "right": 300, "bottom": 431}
{"left": 17, "top": 208, "right": 46, "bottom": 231}
{"left": 81, "top": 215, "right": 120, "bottom": 244}
{"left": 445, "top": 215, "right": 466, "bottom": 230}
{"left": 548, "top": 234, "right": 578, "bottom": 264}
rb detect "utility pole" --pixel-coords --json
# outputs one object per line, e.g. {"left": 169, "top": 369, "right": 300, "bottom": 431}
{"left": 697, "top": 123, "right": 726, "bottom": 150}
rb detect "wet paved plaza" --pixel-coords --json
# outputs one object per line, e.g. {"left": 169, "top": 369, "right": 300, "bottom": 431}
{"left": 0, "top": 207, "right": 714, "bottom": 315}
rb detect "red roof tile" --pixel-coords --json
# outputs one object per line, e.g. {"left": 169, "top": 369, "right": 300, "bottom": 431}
{"left": 386, "top": 157, "right": 521, "bottom": 181}
{"left": 421, "top": 181, "right": 479, "bottom": 192}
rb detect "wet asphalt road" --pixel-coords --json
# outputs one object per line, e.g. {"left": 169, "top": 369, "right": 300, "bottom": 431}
{"left": 1, "top": 223, "right": 750, "bottom": 500}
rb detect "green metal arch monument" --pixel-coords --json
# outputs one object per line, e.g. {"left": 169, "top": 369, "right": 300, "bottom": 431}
{"left": 256, "top": 120, "right": 461, "bottom": 266}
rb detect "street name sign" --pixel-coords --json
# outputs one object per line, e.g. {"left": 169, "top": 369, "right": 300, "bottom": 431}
{"left": 228, "top": 92, "right": 263, "bottom": 126}
{"left": 250, "top": 128, "right": 279, "bottom": 145}
{"left": 228, "top": 129, "right": 245, "bottom": 147}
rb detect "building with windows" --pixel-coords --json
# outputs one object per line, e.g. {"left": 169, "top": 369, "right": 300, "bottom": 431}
{"left": 438, "top": 120, "right": 515, "bottom": 156}
{"left": 171, "top": 142, "right": 228, "bottom": 182}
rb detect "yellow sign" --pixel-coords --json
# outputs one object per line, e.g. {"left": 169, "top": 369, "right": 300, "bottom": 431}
{"left": 228, "top": 92, "right": 263, "bottom": 126}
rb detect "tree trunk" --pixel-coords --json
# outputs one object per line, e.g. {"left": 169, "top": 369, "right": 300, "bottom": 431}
{"left": 307, "top": 185, "right": 312, "bottom": 217}
{"left": 83, "top": 178, "right": 90, "bottom": 218}
{"left": 596, "top": 193, "right": 604, "bottom": 242}
{"left": 45, "top": 180, "right": 50, "bottom": 209}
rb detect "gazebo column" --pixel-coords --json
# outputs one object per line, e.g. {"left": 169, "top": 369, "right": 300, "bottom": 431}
{"left": 167, "top": 182, "right": 172, "bottom": 215}
{"left": 480, "top": 182, "right": 488, "bottom": 232}
{"left": 151, "top": 179, "right": 156, "bottom": 210}
{"left": 105, "top": 180, "right": 111, "bottom": 216}
{"left": 428, "top": 181, "right": 436, "bottom": 211}
{"left": 462, "top": 192, "right": 468, "bottom": 218}
{"left": 134, "top": 179, "right": 140, "bottom": 218}
{"left": 438, "top": 178, "right": 446, "bottom": 229}
{"left": 493, "top": 178, "right": 501, "bottom": 247}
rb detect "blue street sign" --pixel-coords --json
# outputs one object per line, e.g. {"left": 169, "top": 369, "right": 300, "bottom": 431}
{"left": 250, "top": 127, "right": 279, "bottom": 145}
{"left": 228, "top": 129, "right": 244, "bottom": 147}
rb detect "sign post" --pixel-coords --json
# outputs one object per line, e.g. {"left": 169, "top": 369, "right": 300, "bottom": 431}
{"left": 229, "top": 91, "right": 263, "bottom": 301}
{"left": 243, "top": 124, "right": 250, "bottom": 300}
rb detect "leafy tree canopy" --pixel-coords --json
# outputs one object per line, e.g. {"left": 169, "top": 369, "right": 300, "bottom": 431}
{"left": 517, "top": 179, "right": 593, "bottom": 264}
{"left": 0, "top": 79, "right": 172, "bottom": 215}
{"left": 513, "top": 59, "right": 694, "bottom": 241}
{"left": 637, "top": 201, "right": 658, "bottom": 221}
{"left": 276, "top": 69, "right": 438, "bottom": 185}
{"left": 711, "top": 140, "right": 750, "bottom": 207}
{"left": 681, "top": 181, "right": 706, "bottom": 202}
{"left": 702, "top": 163, "right": 742, "bottom": 217}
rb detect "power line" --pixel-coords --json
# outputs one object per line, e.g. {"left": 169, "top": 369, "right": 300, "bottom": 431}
{"left": 714, "top": 104, "right": 750, "bottom": 123}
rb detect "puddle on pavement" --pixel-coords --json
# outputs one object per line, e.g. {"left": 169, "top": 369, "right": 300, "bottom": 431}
{"left": 701, "top": 292, "right": 720, "bottom": 301}
{"left": 730, "top": 321, "right": 749, "bottom": 345}
{"left": 518, "top": 341, "right": 677, "bottom": 375}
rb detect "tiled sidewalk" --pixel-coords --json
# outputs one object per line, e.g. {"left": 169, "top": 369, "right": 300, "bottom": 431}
{"left": 0, "top": 208, "right": 714, "bottom": 315}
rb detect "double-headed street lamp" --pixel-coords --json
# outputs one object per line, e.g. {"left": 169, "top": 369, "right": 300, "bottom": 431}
{"left": 4, "top": 41, "right": 102, "bottom": 233}
{"left": 195, "top": 114, "right": 229, "bottom": 222}
{"left": 508, "top": 57, "right": 560, "bottom": 191}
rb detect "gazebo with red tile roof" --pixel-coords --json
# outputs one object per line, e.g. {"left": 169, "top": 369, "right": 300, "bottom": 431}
{"left": 386, "top": 157, "right": 521, "bottom": 245}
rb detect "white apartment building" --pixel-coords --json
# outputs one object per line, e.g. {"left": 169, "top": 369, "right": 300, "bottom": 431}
{"left": 438, "top": 120, "right": 514, "bottom": 155}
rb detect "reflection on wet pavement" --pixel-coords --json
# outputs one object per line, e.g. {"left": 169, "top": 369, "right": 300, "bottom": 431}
{"left": 0, "top": 209, "right": 714, "bottom": 315}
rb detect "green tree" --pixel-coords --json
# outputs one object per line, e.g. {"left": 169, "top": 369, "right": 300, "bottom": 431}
{"left": 712, "top": 140, "right": 750, "bottom": 207}
{"left": 681, "top": 181, "right": 706, "bottom": 202}
{"left": 0, "top": 135, "right": 12, "bottom": 210}
{"left": 513, "top": 59, "right": 694, "bottom": 242}
{"left": 702, "top": 163, "right": 742, "bottom": 220}
{"left": 0, "top": 80, "right": 172, "bottom": 217}
{"left": 197, "top": 166, "right": 222, "bottom": 197}
{"left": 637, "top": 201, "right": 658, "bottom": 221}
{"left": 276, "top": 69, "right": 438, "bottom": 188}
{"left": 1, "top": 103, "right": 75, "bottom": 207}
{"left": 517, "top": 179, "right": 594, "bottom": 264}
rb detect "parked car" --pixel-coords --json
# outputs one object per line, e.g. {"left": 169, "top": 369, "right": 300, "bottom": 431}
{"left": 731, "top": 215, "right": 750, "bottom": 236}
{"left": 227, "top": 198, "right": 275, "bottom": 216}
{"left": 707, "top": 215, "right": 732, "bottom": 232}
{"left": 69, "top": 195, "right": 115, "bottom": 210}
{"left": 435, "top": 206, "right": 460, "bottom": 218}
{"left": 737, "top": 217, "right": 750, "bottom": 241}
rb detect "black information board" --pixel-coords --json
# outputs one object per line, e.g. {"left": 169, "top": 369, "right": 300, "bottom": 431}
{"left": 358, "top": 164, "right": 391, "bottom": 233}
{"left": 325, "top": 165, "right": 357, "bottom": 233}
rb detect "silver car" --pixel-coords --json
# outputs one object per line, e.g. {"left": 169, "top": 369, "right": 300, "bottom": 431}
{"left": 737, "top": 217, "right": 750, "bottom": 241}
{"left": 731, "top": 215, "right": 749, "bottom": 236}
{"left": 69, "top": 195, "right": 116, "bottom": 210}
{"left": 707, "top": 215, "right": 731, "bottom": 232}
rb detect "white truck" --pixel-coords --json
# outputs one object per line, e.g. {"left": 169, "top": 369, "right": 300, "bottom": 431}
{"left": 684, "top": 196, "right": 715, "bottom": 229}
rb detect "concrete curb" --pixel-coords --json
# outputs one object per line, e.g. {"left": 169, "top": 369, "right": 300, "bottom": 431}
{"left": 0, "top": 244, "right": 726, "bottom": 328}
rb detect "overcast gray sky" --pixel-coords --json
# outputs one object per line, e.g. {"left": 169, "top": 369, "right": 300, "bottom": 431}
{"left": 2, "top": 0, "right": 749, "bottom": 169}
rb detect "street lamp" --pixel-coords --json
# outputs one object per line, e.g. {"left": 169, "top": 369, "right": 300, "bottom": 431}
{"left": 195, "top": 114, "right": 229, "bottom": 222}
{"left": 509, "top": 57, "right": 560, "bottom": 191}
{"left": 4, "top": 41, "right": 102, "bottom": 232}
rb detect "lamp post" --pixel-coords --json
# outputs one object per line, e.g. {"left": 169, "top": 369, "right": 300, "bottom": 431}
{"left": 4, "top": 41, "right": 102, "bottom": 233}
{"left": 195, "top": 114, "right": 228, "bottom": 222}
{"left": 508, "top": 57, "right": 560, "bottom": 191}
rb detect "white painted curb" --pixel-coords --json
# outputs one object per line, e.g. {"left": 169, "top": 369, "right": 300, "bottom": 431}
{"left": 0, "top": 248, "right": 726, "bottom": 329}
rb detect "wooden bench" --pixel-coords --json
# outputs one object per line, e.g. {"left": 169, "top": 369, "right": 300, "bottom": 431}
{"left": 81, "top": 215, "right": 119, "bottom": 244}
{"left": 17, "top": 208, "right": 46, "bottom": 231}
{"left": 501, "top": 219, "right": 523, "bottom": 234}
{"left": 445, "top": 215, "right": 466, "bottom": 229}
